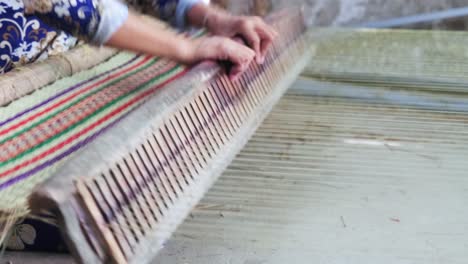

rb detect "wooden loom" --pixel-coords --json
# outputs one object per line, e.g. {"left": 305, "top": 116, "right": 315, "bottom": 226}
{"left": 1, "top": 8, "right": 312, "bottom": 263}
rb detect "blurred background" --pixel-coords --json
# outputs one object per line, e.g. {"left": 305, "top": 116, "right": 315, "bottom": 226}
{"left": 215, "top": 0, "right": 468, "bottom": 30}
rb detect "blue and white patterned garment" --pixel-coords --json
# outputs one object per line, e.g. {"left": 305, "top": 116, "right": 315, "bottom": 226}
{"left": 0, "top": 0, "right": 203, "bottom": 74}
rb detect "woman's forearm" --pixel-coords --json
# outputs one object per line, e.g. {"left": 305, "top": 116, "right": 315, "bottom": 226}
{"left": 106, "top": 12, "right": 195, "bottom": 63}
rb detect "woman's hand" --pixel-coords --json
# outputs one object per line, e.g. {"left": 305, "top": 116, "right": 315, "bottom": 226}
{"left": 187, "top": 4, "right": 278, "bottom": 65}
{"left": 182, "top": 36, "right": 256, "bottom": 81}
{"left": 205, "top": 14, "right": 278, "bottom": 64}
{"left": 106, "top": 13, "right": 255, "bottom": 81}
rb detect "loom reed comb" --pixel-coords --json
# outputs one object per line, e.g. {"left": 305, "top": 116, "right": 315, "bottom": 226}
{"left": 27, "top": 8, "right": 311, "bottom": 263}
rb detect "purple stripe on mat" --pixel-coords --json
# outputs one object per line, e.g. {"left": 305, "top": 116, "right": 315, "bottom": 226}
{"left": 0, "top": 55, "right": 140, "bottom": 127}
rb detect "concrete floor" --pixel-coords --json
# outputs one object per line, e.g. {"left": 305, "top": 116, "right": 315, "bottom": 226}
{"left": 155, "top": 91, "right": 468, "bottom": 264}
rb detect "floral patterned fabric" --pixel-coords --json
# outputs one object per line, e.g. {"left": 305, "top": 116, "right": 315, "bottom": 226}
{"left": 0, "top": 0, "right": 202, "bottom": 74}
{"left": 7, "top": 218, "right": 68, "bottom": 252}
{"left": 0, "top": 1, "right": 78, "bottom": 74}
{"left": 23, "top": 0, "right": 102, "bottom": 42}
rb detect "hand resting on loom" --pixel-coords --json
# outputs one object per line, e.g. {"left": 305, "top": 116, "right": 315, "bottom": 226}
{"left": 2, "top": 0, "right": 276, "bottom": 80}
{"left": 107, "top": 4, "right": 277, "bottom": 80}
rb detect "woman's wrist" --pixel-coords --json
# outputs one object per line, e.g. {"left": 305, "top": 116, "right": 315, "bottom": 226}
{"left": 173, "top": 37, "right": 199, "bottom": 63}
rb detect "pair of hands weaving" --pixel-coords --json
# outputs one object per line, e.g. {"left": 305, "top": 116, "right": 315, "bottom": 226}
{"left": 107, "top": 3, "right": 277, "bottom": 81}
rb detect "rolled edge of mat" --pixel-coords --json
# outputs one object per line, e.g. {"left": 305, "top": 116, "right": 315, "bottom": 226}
{"left": 0, "top": 45, "right": 118, "bottom": 107}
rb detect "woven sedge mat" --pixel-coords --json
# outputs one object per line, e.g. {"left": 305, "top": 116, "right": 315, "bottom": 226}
{"left": 0, "top": 45, "right": 118, "bottom": 107}
{"left": 0, "top": 51, "right": 189, "bottom": 230}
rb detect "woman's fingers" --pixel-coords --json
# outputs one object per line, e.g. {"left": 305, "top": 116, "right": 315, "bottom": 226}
{"left": 205, "top": 14, "right": 278, "bottom": 65}
{"left": 254, "top": 21, "right": 277, "bottom": 62}
{"left": 238, "top": 17, "right": 277, "bottom": 64}
{"left": 247, "top": 28, "right": 262, "bottom": 63}
{"left": 194, "top": 35, "right": 264, "bottom": 80}
{"left": 222, "top": 39, "right": 255, "bottom": 80}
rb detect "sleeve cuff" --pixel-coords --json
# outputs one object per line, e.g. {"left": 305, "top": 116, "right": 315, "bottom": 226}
{"left": 91, "top": 0, "right": 129, "bottom": 45}
{"left": 175, "top": 0, "right": 209, "bottom": 29}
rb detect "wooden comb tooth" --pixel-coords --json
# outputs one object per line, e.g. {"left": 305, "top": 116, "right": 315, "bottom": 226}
{"left": 168, "top": 115, "right": 203, "bottom": 175}
{"left": 177, "top": 108, "right": 210, "bottom": 165}
{"left": 277, "top": 51, "right": 288, "bottom": 76}
{"left": 181, "top": 105, "right": 214, "bottom": 160}
{"left": 252, "top": 75, "right": 267, "bottom": 103}
{"left": 219, "top": 75, "right": 249, "bottom": 120}
{"left": 78, "top": 180, "right": 128, "bottom": 263}
{"left": 237, "top": 69, "right": 260, "bottom": 110}
{"left": 165, "top": 119, "right": 199, "bottom": 181}
{"left": 83, "top": 179, "right": 113, "bottom": 227}
{"left": 265, "top": 44, "right": 279, "bottom": 82}
{"left": 149, "top": 132, "right": 187, "bottom": 194}
{"left": 198, "top": 91, "right": 230, "bottom": 145}
{"left": 274, "top": 47, "right": 285, "bottom": 81}
{"left": 194, "top": 94, "right": 225, "bottom": 149}
{"left": 239, "top": 74, "right": 261, "bottom": 114}
{"left": 253, "top": 60, "right": 268, "bottom": 89}
{"left": 247, "top": 62, "right": 268, "bottom": 101}
{"left": 139, "top": 141, "right": 178, "bottom": 204}
{"left": 186, "top": 101, "right": 216, "bottom": 154}
{"left": 193, "top": 95, "right": 223, "bottom": 153}
{"left": 266, "top": 59, "right": 278, "bottom": 88}
{"left": 213, "top": 78, "right": 242, "bottom": 130}
{"left": 285, "top": 40, "right": 294, "bottom": 56}
{"left": 195, "top": 94, "right": 224, "bottom": 153}
{"left": 156, "top": 127, "right": 193, "bottom": 190}
{"left": 244, "top": 60, "right": 267, "bottom": 106}
{"left": 209, "top": 81, "right": 242, "bottom": 143}
{"left": 91, "top": 177, "right": 122, "bottom": 229}
{"left": 107, "top": 168, "right": 145, "bottom": 242}
{"left": 115, "top": 162, "right": 154, "bottom": 230}
{"left": 160, "top": 123, "right": 194, "bottom": 183}
{"left": 204, "top": 88, "right": 233, "bottom": 143}
{"left": 99, "top": 171, "right": 139, "bottom": 250}
{"left": 206, "top": 80, "right": 232, "bottom": 130}
{"left": 133, "top": 145, "right": 171, "bottom": 212}
{"left": 124, "top": 155, "right": 162, "bottom": 224}
{"left": 198, "top": 92, "right": 227, "bottom": 148}
{"left": 258, "top": 61, "right": 274, "bottom": 95}
{"left": 258, "top": 57, "right": 275, "bottom": 93}
{"left": 204, "top": 86, "right": 235, "bottom": 138}
{"left": 129, "top": 151, "right": 167, "bottom": 219}
{"left": 188, "top": 101, "right": 220, "bottom": 153}
{"left": 230, "top": 73, "right": 255, "bottom": 115}
{"left": 215, "top": 74, "right": 242, "bottom": 121}
{"left": 95, "top": 207, "right": 133, "bottom": 260}
{"left": 265, "top": 38, "right": 275, "bottom": 61}
{"left": 205, "top": 81, "right": 235, "bottom": 138}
